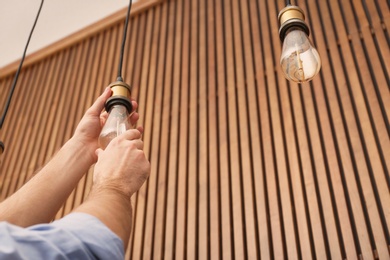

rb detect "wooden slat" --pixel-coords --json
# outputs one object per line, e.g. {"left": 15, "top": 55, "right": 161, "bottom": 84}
{"left": 0, "top": 0, "right": 389, "bottom": 259}
{"left": 197, "top": 0, "right": 209, "bottom": 257}
{"left": 173, "top": 0, "right": 190, "bottom": 257}
{"left": 123, "top": 14, "right": 139, "bottom": 92}
{"left": 205, "top": 0, "right": 222, "bottom": 259}
{"left": 186, "top": 0, "right": 199, "bottom": 258}
{"left": 214, "top": 0, "right": 234, "bottom": 258}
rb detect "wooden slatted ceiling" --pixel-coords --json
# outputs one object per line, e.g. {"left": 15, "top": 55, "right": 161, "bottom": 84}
{"left": 0, "top": 0, "right": 389, "bottom": 259}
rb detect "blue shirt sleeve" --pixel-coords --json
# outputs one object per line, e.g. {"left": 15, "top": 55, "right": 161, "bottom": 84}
{"left": 0, "top": 213, "right": 124, "bottom": 260}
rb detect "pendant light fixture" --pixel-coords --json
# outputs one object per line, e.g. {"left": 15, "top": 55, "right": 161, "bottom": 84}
{"left": 278, "top": 0, "right": 321, "bottom": 83}
{"left": 0, "top": 0, "right": 45, "bottom": 155}
{"left": 98, "top": 0, "right": 134, "bottom": 149}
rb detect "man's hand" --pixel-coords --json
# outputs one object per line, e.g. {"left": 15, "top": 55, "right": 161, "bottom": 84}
{"left": 72, "top": 87, "right": 140, "bottom": 162}
{"left": 93, "top": 129, "right": 150, "bottom": 198}
{"left": 74, "top": 129, "right": 150, "bottom": 247}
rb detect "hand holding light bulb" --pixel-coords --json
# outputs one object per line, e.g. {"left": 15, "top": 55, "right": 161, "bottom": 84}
{"left": 73, "top": 87, "right": 140, "bottom": 161}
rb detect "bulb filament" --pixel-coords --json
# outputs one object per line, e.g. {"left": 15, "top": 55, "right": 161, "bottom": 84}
{"left": 295, "top": 43, "right": 304, "bottom": 81}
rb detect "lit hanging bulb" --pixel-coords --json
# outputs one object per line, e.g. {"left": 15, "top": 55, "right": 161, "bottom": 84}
{"left": 98, "top": 81, "right": 133, "bottom": 149}
{"left": 278, "top": 5, "right": 321, "bottom": 83}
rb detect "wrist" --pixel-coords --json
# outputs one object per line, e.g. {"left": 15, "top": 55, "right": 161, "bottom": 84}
{"left": 68, "top": 136, "right": 97, "bottom": 164}
{"left": 90, "top": 184, "right": 132, "bottom": 202}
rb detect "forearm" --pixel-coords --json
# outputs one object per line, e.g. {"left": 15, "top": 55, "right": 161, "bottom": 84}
{"left": 0, "top": 137, "right": 95, "bottom": 227}
{"left": 73, "top": 187, "right": 133, "bottom": 249}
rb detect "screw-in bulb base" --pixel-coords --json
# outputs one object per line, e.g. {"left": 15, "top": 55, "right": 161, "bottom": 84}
{"left": 278, "top": 5, "right": 310, "bottom": 41}
{"left": 106, "top": 96, "right": 132, "bottom": 114}
{"left": 105, "top": 81, "right": 132, "bottom": 113}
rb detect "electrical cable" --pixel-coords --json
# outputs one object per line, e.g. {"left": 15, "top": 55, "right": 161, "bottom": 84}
{"left": 286, "top": 0, "right": 292, "bottom": 6}
{"left": 0, "top": 0, "right": 44, "bottom": 153}
{"left": 116, "top": 0, "right": 133, "bottom": 82}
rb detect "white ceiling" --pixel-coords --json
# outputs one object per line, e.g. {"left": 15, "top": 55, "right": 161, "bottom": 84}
{"left": 0, "top": 0, "right": 137, "bottom": 68}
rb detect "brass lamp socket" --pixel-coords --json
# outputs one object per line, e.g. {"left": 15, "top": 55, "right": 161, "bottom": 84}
{"left": 278, "top": 5, "right": 310, "bottom": 41}
{"left": 0, "top": 141, "right": 4, "bottom": 155}
{"left": 105, "top": 81, "right": 132, "bottom": 113}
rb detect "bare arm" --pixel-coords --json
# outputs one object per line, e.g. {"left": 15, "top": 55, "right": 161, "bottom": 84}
{"left": 74, "top": 129, "right": 150, "bottom": 248}
{"left": 0, "top": 137, "right": 96, "bottom": 227}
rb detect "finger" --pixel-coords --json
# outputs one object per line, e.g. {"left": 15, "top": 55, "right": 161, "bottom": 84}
{"left": 129, "top": 112, "right": 139, "bottom": 126}
{"left": 87, "top": 87, "right": 112, "bottom": 116}
{"left": 100, "top": 111, "right": 109, "bottom": 126}
{"left": 131, "top": 100, "right": 138, "bottom": 112}
{"left": 129, "top": 100, "right": 139, "bottom": 125}
{"left": 131, "top": 139, "right": 144, "bottom": 150}
{"left": 136, "top": 126, "right": 144, "bottom": 134}
{"left": 121, "top": 129, "right": 142, "bottom": 140}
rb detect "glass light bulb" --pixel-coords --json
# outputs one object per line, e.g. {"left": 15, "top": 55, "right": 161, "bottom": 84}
{"left": 280, "top": 28, "right": 321, "bottom": 83}
{"left": 98, "top": 104, "right": 131, "bottom": 149}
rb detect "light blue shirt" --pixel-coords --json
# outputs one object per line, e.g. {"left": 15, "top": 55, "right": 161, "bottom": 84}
{"left": 0, "top": 213, "right": 124, "bottom": 259}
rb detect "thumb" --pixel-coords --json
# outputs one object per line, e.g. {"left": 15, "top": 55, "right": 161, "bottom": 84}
{"left": 88, "top": 87, "right": 112, "bottom": 116}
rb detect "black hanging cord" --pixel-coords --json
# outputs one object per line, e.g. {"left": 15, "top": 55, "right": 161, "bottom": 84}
{"left": 286, "top": 0, "right": 292, "bottom": 6}
{"left": 116, "top": 0, "right": 133, "bottom": 82}
{"left": 0, "top": 0, "right": 44, "bottom": 129}
{"left": 0, "top": 0, "right": 44, "bottom": 153}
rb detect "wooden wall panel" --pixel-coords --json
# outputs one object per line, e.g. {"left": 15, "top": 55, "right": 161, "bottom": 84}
{"left": 0, "top": 0, "right": 389, "bottom": 259}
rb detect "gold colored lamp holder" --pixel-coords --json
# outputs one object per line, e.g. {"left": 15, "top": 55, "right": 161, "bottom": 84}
{"left": 105, "top": 81, "right": 132, "bottom": 113}
{"left": 278, "top": 5, "right": 310, "bottom": 41}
